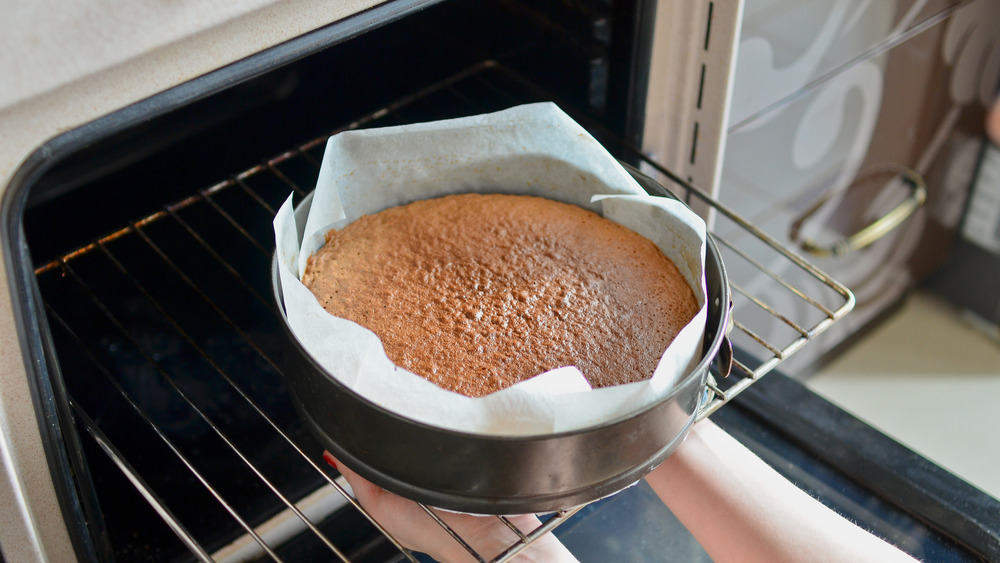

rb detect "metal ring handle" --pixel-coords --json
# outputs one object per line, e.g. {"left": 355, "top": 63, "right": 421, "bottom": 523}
{"left": 789, "top": 165, "right": 927, "bottom": 258}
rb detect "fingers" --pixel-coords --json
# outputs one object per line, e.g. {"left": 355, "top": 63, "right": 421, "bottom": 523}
{"left": 321, "top": 450, "right": 342, "bottom": 474}
{"left": 321, "top": 451, "right": 469, "bottom": 559}
{"left": 322, "top": 451, "right": 398, "bottom": 518}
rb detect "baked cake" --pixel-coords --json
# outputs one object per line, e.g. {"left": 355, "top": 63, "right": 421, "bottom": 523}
{"left": 302, "top": 193, "right": 698, "bottom": 398}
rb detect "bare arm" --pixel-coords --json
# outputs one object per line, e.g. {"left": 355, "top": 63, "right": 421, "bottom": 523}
{"left": 644, "top": 419, "right": 918, "bottom": 563}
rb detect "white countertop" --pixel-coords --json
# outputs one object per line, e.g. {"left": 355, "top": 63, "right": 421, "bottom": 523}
{"left": 0, "top": 2, "right": 384, "bottom": 560}
{"left": 0, "top": 0, "right": 387, "bottom": 182}
{"left": 808, "top": 289, "right": 1000, "bottom": 501}
{"left": 3, "top": 0, "right": 273, "bottom": 110}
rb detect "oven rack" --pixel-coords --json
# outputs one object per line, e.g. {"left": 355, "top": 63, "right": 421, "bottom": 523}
{"left": 34, "top": 61, "right": 854, "bottom": 562}
{"left": 638, "top": 151, "right": 856, "bottom": 420}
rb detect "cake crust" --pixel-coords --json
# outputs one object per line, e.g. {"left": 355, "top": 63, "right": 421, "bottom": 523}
{"left": 302, "top": 193, "right": 698, "bottom": 398}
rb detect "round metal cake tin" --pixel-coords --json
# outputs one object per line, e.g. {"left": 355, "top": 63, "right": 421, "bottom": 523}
{"left": 271, "top": 165, "right": 732, "bottom": 514}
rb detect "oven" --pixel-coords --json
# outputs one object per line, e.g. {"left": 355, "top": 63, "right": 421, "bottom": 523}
{"left": 1, "top": 1, "right": 998, "bottom": 561}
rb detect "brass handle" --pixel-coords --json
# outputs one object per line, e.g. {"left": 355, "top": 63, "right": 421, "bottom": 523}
{"left": 789, "top": 166, "right": 926, "bottom": 258}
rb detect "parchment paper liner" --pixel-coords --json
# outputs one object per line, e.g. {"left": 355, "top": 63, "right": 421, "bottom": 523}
{"left": 274, "top": 102, "right": 707, "bottom": 437}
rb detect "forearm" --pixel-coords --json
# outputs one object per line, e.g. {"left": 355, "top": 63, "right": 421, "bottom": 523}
{"left": 645, "top": 420, "right": 917, "bottom": 563}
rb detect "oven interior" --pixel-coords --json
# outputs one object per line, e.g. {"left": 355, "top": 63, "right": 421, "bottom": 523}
{"left": 7, "top": 0, "right": 995, "bottom": 561}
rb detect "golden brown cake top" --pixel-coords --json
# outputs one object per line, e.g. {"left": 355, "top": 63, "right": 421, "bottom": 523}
{"left": 302, "top": 193, "right": 698, "bottom": 398}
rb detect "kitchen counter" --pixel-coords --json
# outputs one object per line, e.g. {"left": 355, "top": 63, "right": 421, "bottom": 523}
{"left": 808, "top": 289, "right": 1000, "bottom": 501}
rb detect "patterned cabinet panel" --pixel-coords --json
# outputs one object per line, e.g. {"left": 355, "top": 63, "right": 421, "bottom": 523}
{"left": 718, "top": 0, "right": 1000, "bottom": 373}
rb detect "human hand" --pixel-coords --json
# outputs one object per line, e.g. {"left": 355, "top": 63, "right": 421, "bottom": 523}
{"left": 323, "top": 452, "right": 577, "bottom": 563}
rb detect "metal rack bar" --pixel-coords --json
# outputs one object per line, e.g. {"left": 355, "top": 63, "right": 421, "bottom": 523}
{"left": 45, "top": 297, "right": 285, "bottom": 561}
{"left": 714, "top": 234, "right": 837, "bottom": 319}
{"left": 731, "top": 318, "right": 785, "bottom": 359}
{"left": 418, "top": 506, "right": 486, "bottom": 562}
{"left": 58, "top": 258, "right": 342, "bottom": 561}
{"left": 163, "top": 206, "right": 277, "bottom": 313}
{"left": 69, "top": 399, "right": 215, "bottom": 563}
{"left": 491, "top": 508, "right": 584, "bottom": 562}
{"left": 497, "top": 516, "right": 529, "bottom": 542}
{"left": 266, "top": 161, "right": 310, "bottom": 196}
{"left": 199, "top": 183, "right": 273, "bottom": 255}
{"left": 211, "top": 482, "right": 352, "bottom": 562}
{"left": 731, "top": 284, "right": 809, "bottom": 338}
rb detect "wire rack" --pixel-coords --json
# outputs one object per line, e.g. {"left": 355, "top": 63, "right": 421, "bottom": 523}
{"left": 634, "top": 152, "right": 856, "bottom": 421}
{"left": 34, "top": 62, "right": 853, "bottom": 562}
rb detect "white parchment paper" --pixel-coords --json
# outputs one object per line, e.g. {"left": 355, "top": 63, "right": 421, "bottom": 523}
{"left": 274, "top": 102, "right": 707, "bottom": 436}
